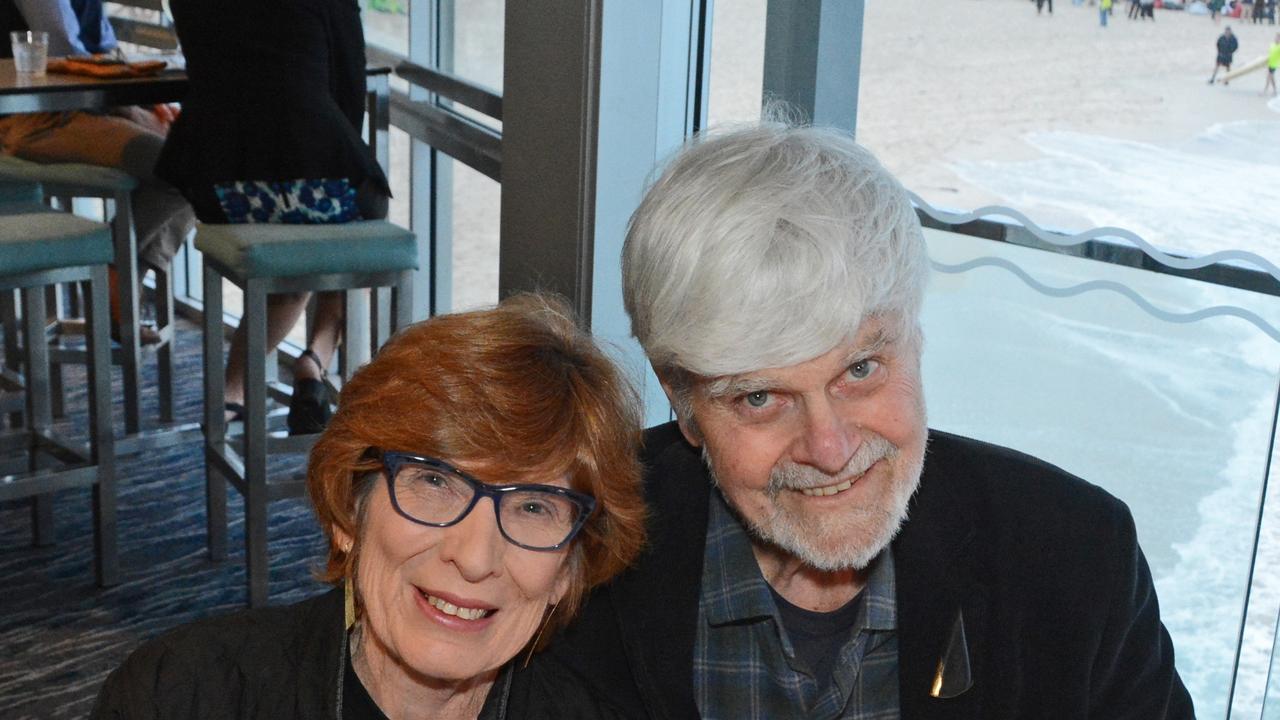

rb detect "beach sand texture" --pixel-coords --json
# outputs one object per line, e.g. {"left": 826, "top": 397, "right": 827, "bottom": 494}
{"left": 859, "top": 0, "right": 1279, "bottom": 220}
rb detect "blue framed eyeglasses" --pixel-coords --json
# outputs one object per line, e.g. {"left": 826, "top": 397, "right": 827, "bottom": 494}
{"left": 378, "top": 451, "right": 596, "bottom": 552}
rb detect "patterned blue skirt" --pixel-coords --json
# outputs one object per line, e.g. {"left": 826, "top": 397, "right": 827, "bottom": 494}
{"left": 213, "top": 178, "right": 362, "bottom": 224}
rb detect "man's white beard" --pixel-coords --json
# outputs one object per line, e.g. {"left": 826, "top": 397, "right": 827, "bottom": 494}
{"left": 707, "top": 431, "right": 923, "bottom": 572}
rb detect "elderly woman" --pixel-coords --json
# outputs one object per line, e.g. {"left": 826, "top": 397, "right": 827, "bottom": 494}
{"left": 91, "top": 294, "right": 647, "bottom": 719}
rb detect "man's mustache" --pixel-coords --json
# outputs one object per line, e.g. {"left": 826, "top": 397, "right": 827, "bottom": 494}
{"left": 767, "top": 433, "right": 898, "bottom": 496}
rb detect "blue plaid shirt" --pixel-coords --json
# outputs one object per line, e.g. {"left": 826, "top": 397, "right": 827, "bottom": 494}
{"left": 694, "top": 490, "right": 900, "bottom": 720}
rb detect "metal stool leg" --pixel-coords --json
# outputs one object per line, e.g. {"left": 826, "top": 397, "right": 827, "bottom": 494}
{"left": 393, "top": 271, "right": 413, "bottom": 333}
{"left": 111, "top": 195, "right": 143, "bottom": 435}
{"left": 243, "top": 280, "right": 270, "bottom": 608}
{"left": 3, "top": 289, "right": 23, "bottom": 429}
{"left": 84, "top": 267, "right": 118, "bottom": 586}
{"left": 202, "top": 262, "right": 227, "bottom": 561}
{"left": 154, "top": 261, "right": 175, "bottom": 424}
{"left": 371, "top": 286, "right": 393, "bottom": 353}
{"left": 47, "top": 284, "right": 67, "bottom": 420}
{"left": 342, "top": 289, "right": 367, "bottom": 381}
{"left": 21, "top": 285, "right": 55, "bottom": 546}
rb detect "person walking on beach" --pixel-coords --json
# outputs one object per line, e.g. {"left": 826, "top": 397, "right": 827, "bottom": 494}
{"left": 1211, "top": 0, "right": 1225, "bottom": 21}
{"left": 1101, "top": 0, "right": 1113, "bottom": 26}
{"left": 1211, "top": 26, "right": 1240, "bottom": 83}
{"left": 1037, "top": 0, "right": 1054, "bottom": 15}
{"left": 1265, "top": 32, "right": 1280, "bottom": 95}
{"left": 1129, "top": 0, "right": 1142, "bottom": 18}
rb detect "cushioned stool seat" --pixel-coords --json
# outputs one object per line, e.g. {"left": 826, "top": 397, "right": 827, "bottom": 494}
{"left": 198, "top": 219, "right": 416, "bottom": 607}
{"left": 0, "top": 180, "right": 117, "bottom": 587}
{"left": 195, "top": 221, "right": 417, "bottom": 280}
{"left": 0, "top": 203, "right": 114, "bottom": 273}
{"left": 0, "top": 155, "right": 138, "bottom": 197}
{"left": 0, "top": 153, "right": 180, "bottom": 441}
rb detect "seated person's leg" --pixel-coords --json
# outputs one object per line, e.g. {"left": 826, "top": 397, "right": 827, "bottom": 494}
{"left": 6, "top": 111, "right": 195, "bottom": 340}
{"left": 223, "top": 291, "right": 311, "bottom": 422}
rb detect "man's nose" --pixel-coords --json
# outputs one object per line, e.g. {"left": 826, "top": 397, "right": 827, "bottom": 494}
{"left": 436, "top": 498, "right": 505, "bottom": 583}
{"left": 793, "top": 399, "right": 858, "bottom": 476}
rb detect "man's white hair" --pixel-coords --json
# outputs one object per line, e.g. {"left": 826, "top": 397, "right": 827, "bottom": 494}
{"left": 622, "top": 122, "right": 928, "bottom": 386}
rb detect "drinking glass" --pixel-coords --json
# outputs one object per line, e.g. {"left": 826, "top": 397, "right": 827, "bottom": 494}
{"left": 10, "top": 31, "right": 49, "bottom": 77}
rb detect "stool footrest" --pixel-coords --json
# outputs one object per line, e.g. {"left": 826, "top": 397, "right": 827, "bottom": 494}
{"left": 115, "top": 422, "right": 203, "bottom": 456}
{"left": 206, "top": 442, "right": 308, "bottom": 501}
{"left": 0, "top": 463, "right": 98, "bottom": 502}
{"left": 0, "top": 427, "right": 90, "bottom": 464}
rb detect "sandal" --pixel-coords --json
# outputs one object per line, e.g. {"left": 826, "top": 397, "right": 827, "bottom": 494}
{"left": 287, "top": 349, "right": 331, "bottom": 435}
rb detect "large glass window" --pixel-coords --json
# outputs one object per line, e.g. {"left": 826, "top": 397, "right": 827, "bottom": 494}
{"left": 707, "top": 0, "right": 765, "bottom": 127}
{"left": 704, "top": 1, "right": 1280, "bottom": 714}
{"left": 447, "top": 0, "right": 504, "bottom": 92}
{"left": 449, "top": 157, "right": 500, "bottom": 312}
{"left": 923, "top": 229, "right": 1280, "bottom": 718}
{"left": 361, "top": 0, "right": 408, "bottom": 56}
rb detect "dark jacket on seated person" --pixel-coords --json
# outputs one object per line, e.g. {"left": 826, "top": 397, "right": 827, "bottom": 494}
{"left": 510, "top": 424, "right": 1194, "bottom": 719}
{"left": 156, "top": 0, "right": 388, "bottom": 223}
{"left": 90, "top": 587, "right": 632, "bottom": 720}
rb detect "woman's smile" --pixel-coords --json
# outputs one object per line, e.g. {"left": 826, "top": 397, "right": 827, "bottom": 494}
{"left": 415, "top": 586, "right": 498, "bottom": 628}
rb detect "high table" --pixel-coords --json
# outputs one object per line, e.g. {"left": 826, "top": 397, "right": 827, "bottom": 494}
{"left": 0, "top": 58, "right": 393, "bottom": 453}
{"left": 0, "top": 58, "right": 392, "bottom": 169}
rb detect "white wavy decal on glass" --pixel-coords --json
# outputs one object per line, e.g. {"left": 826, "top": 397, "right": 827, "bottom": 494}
{"left": 912, "top": 192, "right": 1280, "bottom": 345}
{"left": 909, "top": 190, "right": 1280, "bottom": 283}
{"left": 929, "top": 255, "right": 1280, "bottom": 346}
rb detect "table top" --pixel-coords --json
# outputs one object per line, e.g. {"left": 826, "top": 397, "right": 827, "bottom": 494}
{"left": 0, "top": 57, "right": 189, "bottom": 114}
{"left": 0, "top": 58, "right": 392, "bottom": 116}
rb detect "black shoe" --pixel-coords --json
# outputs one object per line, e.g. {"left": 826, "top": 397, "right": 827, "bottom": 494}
{"left": 287, "top": 377, "right": 331, "bottom": 435}
{"left": 288, "top": 349, "right": 331, "bottom": 435}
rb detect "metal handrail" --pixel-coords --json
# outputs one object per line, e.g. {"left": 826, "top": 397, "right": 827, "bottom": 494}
{"left": 395, "top": 60, "right": 503, "bottom": 122}
{"left": 362, "top": 45, "right": 504, "bottom": 179}
{"left": 388, "top": 89, "right": 501, "bottom": 181}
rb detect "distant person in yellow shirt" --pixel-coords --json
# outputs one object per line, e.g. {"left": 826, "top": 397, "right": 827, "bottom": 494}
{"left": 1266, "top": 33, "right": 1279, "bottom": 96}
{"left": 1101, "top": 0, "right": 1113, "bottom": 27}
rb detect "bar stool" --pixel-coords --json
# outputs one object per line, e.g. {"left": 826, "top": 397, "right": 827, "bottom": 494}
{"left": 0, "top": 155, "right": 180, "bottom": 439}
{"left": 198, "top": 220, "right": 416, "bottom": 607}
{"left": 0, "top": 180, "right": 117, "bottom": 586}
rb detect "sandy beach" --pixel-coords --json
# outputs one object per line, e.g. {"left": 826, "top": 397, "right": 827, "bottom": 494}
{"left": 867, "top": 0, "right": 1277, "bottom": 221}
{"left": 712, "top": 0, "right": 1280, "bottom": 230}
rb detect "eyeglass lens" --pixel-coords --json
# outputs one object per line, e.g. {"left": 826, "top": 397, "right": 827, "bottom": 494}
{"left": 391, "top": 462, "right": 584, "bottom": 549}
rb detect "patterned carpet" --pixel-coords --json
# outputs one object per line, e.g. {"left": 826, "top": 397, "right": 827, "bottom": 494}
{"left": 0, "top": 317, "right": 331, "bottom": 720}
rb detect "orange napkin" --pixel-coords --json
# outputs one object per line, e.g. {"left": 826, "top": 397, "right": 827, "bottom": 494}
{"left": 47, "top": 57, "right": 168, "bottom": 79}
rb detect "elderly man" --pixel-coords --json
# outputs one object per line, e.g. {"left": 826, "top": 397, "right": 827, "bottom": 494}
{"left": 517, "top": 123, "right": 1192, "bottom": 718}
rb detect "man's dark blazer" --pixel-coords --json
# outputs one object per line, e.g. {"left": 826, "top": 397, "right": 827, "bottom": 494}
{"left": 519, "top": 423, "right": 1194, "bottom": 719}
